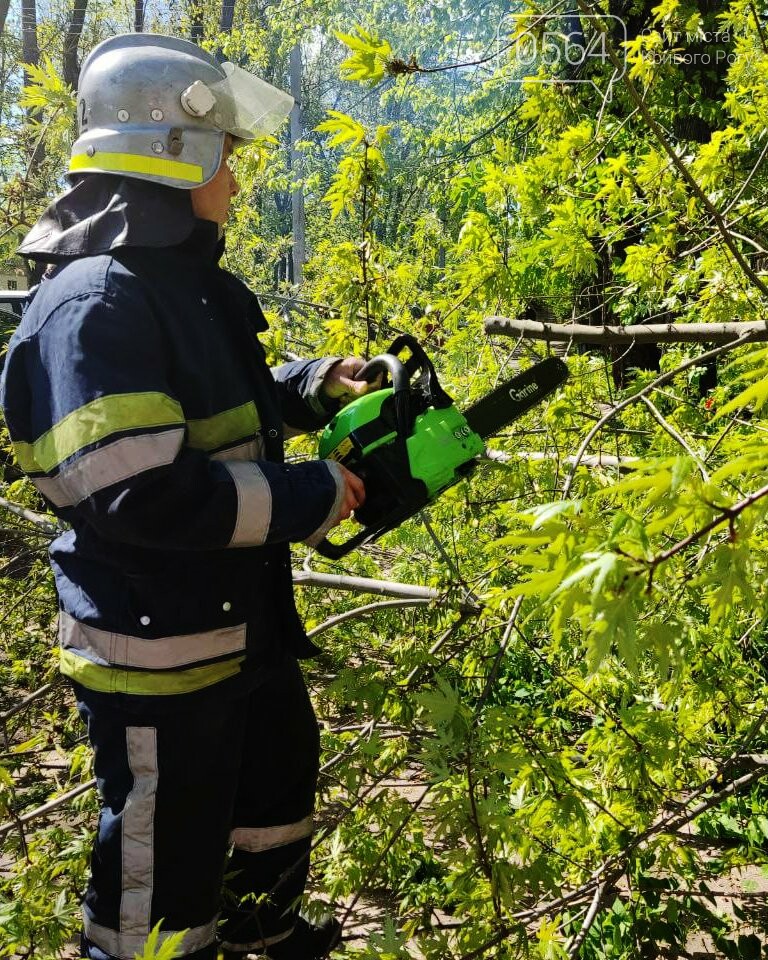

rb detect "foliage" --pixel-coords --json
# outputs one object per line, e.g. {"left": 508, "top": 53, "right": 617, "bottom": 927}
{"left": 3, "top": 0, "right": 768, "bottom": 958}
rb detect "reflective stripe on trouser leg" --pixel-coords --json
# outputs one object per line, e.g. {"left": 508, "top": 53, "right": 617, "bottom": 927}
{"left": 219, "top": 832, "right": 313, "bottom": 951}
{"left": 74, "top": 689, "right": 245, "bottom": 960}
{"left": 121, "top": 727, "right": 157, "bottom": 937}
{"left": 83, "top": 727, "right": 220, "bottom": 959}
{"left": 218, "top": 658, "right": 321, "bottom": 950}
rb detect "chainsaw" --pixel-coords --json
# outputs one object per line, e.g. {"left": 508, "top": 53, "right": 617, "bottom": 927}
{"left": 315, "top": 334, "right": 568, "bottom": 559}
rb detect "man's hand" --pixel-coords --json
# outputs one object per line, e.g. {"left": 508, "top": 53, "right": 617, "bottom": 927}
{"left": 321, "top": 357, "right": 382, "bottom": 403}
{"left": 331, "top": 464, "right": 366, "bottom": 526}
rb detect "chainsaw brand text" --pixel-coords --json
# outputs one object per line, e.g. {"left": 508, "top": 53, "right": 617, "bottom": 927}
{"left": 509, "top": 383, "right": 538, "bottom": 402}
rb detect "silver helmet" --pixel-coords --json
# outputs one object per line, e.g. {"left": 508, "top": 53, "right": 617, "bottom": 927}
{"left": 70, "top": 33, "right": 294, "bottom": 189}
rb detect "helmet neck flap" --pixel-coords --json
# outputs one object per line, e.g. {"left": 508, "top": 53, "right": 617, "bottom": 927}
{"left": 18, "top": 174, "right": 197, "bottom": 262}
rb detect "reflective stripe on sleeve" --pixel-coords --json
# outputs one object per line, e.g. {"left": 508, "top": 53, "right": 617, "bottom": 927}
{"left": 230, "top": 815, "right": 313, "bottom": 853}
{"left": 59, "top": 648, "right": 244, "bottom": 695}
{"left": 187, "top": 401, "right": 260, "bottom": 452}
{"left": 70, "top": 151, "right": 204, "bottom": 184}
{"left": 59, "top": 611, "right": 247, "bottom": 670}
{"left": 33, "top": 428, "right": 184, "bottom": 507}
{"left": 84, "top": 912, "right": 218, "bottom": 959}
{"left": 121, "top": 727, "right": 158, "bottom": 939}
{"left": 13, "top": 392, "right": 185, "bottom": 474}
{"left": 223, "top": 461, "right": 272, "bottom": 546}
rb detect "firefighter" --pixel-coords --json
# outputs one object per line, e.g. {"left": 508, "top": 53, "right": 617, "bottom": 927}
{"left": 0, "top": 33, "right": 372, "bottom": 960}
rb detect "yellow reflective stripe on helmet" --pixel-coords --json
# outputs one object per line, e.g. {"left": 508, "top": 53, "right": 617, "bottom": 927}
{"left": 186, "top": 401, "right": 260, "bottom": 451}
{"left": 13, "top": 392, "right": 185, "bottom": 474}
{"left": 59, "top": 648, "right": 244, "bottom": 695}
{"left": 70, "top": 151, "right": 204, "bottom": 184}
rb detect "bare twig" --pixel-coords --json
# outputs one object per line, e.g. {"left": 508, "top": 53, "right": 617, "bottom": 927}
{"left": 307, "top": 597, "right": 438, "bottom": 641}
{"left": 0, "top": 778, "right": 96, "bottom": 841}
{"left": 648, "top": 480, "right": 768, "bottom": 571}
{"left": 566, "top": 881, "right": 607, "bottom": 958}
{"left": 640, "top": 395, "right": 709, "bottom": 482}
{"left": 562, "top": 332, "right": 756, "bottom": 498}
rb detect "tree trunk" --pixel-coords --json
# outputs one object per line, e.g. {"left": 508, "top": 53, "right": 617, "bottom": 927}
{"left": 21, "top": 0, "right": 40, "bottom": 81}
{"left": 0, "top": 0, "right": 11, "bottom": 36}
{"left": 134, "top": 0, "right": 144, "bottom": 32}
{"left": 220, "top": 0, "right": 235, "bottom": 32}
{"left": 63, "top": 0, "right": 88, "bottom": 90}
{"left": 289, "top": 42, "right": 304, "bottom": 287}
{"left": 189, "top": 0, "right": 204, "bottom": 44}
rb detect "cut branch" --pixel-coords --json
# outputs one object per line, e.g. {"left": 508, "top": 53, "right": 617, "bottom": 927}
{"left": 485, "top": 315, "right": 768, "bottom": 345}
{"left": 292, "top": 569, "right": 478, "bottom": 610}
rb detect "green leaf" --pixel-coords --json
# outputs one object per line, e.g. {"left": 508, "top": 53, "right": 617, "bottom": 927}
{"left": 133, "top": 922, "right": 189, "bottom": 960}
{"left": 334, "top": 27, "right": 393, "bottom": 86}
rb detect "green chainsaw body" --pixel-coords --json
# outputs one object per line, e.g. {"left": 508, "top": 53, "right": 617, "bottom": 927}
{"left": 314, "top": 334, "right": 569, "bottom": 559}
{"left": 319, "top": 387, "right": 485, "bottom": 498}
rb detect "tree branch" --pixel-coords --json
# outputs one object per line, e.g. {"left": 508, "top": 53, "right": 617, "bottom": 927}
{"left": 639, "top": 395, "right": 709, "bottom": 483}
{"left": 485, "top": 315, "right": 768, "bottom": 345}
{"left": 562, "top": 332, "right": 757, "bottom": 498}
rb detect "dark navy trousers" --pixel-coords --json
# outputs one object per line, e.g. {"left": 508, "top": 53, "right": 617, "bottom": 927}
{"left": 74, "top": 657, "right": 321, "bottom": 959}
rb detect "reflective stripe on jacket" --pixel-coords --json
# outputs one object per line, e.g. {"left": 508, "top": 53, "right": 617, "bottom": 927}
{"left": 0, "top": 223, "right": 344, "bottom": 695}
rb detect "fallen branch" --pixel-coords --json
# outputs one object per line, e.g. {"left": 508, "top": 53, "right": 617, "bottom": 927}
{"left": 0, "top": 778, "right": 96, "bottom": 841}
{"left": 457, "top": 756, "right": 768, "bottom": 960}
{"left": 0, "top": 497, "right": 59, "bottom": 535}
{"left": 0, "top": 682, "right": 56, "bottom": 724}
{"left": 484, "top": 449, "right": 638, "bottom": 470}
{"left": 294, "top": 569, "right": 443, "bottom": 601}
{"left": 485, "top": 316, "right": 768, "bottom": 345}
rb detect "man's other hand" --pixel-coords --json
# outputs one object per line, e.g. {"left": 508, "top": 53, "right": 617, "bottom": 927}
{"left": 321, "top": 357, "right": 383, "bottom": 403}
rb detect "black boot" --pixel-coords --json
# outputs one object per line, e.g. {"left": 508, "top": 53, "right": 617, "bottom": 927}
{"left": 220, "top": 915, "right": 343, "bottom": 960}
{"left": 267, "top": 916, "right": 343, "bottom": 959}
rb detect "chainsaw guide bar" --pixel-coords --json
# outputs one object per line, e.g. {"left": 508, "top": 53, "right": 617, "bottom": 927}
{"left": 463, "top": 356, "right": 569, "bottom": 439}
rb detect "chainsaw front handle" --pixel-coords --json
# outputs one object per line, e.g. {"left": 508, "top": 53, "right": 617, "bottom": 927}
{"left": 354, "top": 353, "right": 412, "bottom": 441}
{"left": 354, "top": 353, "right": 410, "bottom": 392}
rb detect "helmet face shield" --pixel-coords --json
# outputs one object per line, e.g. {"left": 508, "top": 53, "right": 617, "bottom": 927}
{"left": 208, "top": 64, "right": 294, "bottom": 140}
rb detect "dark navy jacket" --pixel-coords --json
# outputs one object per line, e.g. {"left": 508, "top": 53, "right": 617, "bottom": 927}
{"left": 0, "top": 223, "right": 344, "bottom": 698}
